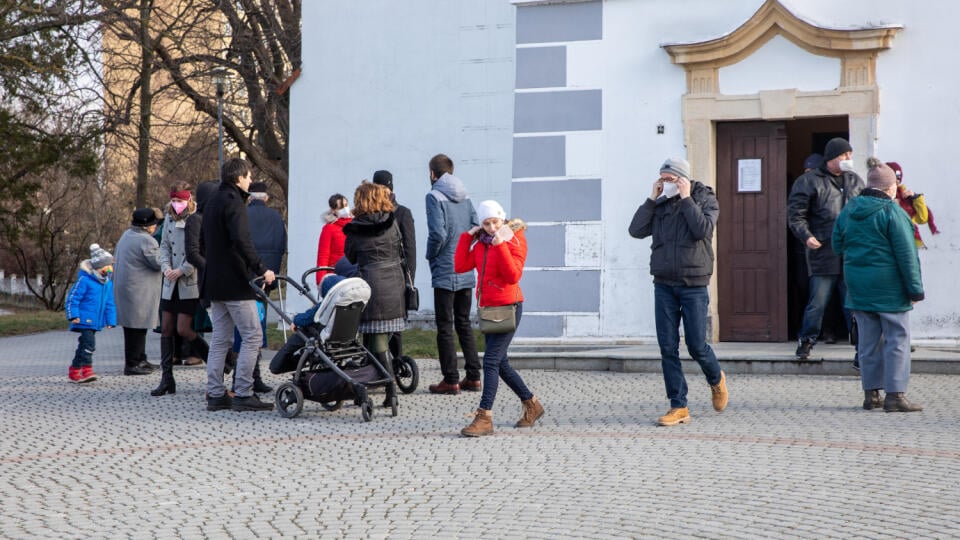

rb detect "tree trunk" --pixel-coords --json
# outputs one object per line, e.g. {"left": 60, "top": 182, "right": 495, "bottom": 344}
{"left": 135, "top": 0, "right": 154, "bottom": 208}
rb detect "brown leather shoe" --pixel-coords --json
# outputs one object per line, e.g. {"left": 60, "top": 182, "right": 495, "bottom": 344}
{"left": 459, "top": 378, "right": 482, "bottom": 392}
{"left": 711, "top": 371, "right": 728, "bottom": 412}
{"left": 428, "top": 381, "right": 460, "bottom": 395}
{"left": 657, "top": 407, "right": 691, "bottom": 426}
{"left": 515, "top": 396, "right": 544, "bottom": 428}
{"left": 883, "top": 392, "right": 923, "bottom": 412}
{"left": 461, "top": 409, "right": 493, "bottom": 437}
{"left": 863, "top": 389, "right": 883, "bottom": 410}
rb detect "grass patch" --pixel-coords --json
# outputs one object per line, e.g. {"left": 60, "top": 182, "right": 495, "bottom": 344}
{"left": 264, "top": 326, "right": 484, "bottom": 358}
{"left": 0, "top": 305, "right": 69, "bottom": 336}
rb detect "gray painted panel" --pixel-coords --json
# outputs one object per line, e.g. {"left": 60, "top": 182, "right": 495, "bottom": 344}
{"left": 512, "top": 178, "right": 601, "bottom": 222}
{"left": 521, "top": 269, "right": 600, "bottom": 312}
{"left": 516, "top": 314, "right": 563, "bottom": 338}
{"left": 514, "top": 90, "right": 602, "bottom": 133}
{"left": 516, "top": 47, "right": 566, "bottom": 89}
{"left": 524, "top": 224, "right": 565, "bottom": 267}
{"left": 517, "top": 2, "right": 602, "bottom": 44}
{"left": 512, "top": 136, "right": 565, "bottom": 178}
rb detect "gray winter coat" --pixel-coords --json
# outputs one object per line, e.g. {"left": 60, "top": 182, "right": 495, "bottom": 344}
{"left": 113, "top": 226, "right": 163, "bottom": 328}
{"left": 628, "top": 180, "right": 719, "bottom": 287}
{"left": 425, "top": 173, "right": 478, "bottom": 290}
{"left": 160, "top": 209, "right": 199, "bottom": 301}
{"left": 787, "top": 165, "right": 864, "bottom": 275}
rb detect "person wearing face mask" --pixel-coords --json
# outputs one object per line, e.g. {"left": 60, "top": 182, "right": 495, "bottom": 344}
{"left": 152, "top": 182, "right": 208, "bottom": 396}
{"left": 629, "top": 157, "right": 727, "bottom": 427}
{"left": 315, "top": 193, "right": 352, "bottom": 283}
{"left": 788, "top": 137, "right": 865, "bottom": 360}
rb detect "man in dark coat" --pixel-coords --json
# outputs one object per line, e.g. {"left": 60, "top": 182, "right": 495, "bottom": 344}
{"left": 629, "top": 157, "right": 727, "bottom": 427}
{"left": 787, "top": 137, "right": 865, "bottom": 360}
{"left": 200, "top": 158, "right": 276, "bottom": 412}
{"left": 372, "top": 169, "right": 416, "bottom": 364}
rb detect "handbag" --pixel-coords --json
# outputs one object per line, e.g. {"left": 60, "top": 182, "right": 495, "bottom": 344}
{"left": 476, "top": 245, "right": 517, "bottom": 334}
{"left": 399, "top": 236, "right": 419, "bottom": 312}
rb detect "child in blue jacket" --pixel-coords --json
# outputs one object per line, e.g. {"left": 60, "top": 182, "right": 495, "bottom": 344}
{"left": 65, "top": 244, "right": 118, "bottom": 383}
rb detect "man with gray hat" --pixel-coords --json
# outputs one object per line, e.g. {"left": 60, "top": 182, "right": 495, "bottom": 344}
{"left": 629, "top": 157, "right": 728, "bottom": 426}
{"left": 788, "top": 137, "right": 864, "bottom": 360}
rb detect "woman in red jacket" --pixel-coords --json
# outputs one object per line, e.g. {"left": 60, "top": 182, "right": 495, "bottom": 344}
{"left": 315, "top": 193, "right": 352, "bottom": 283}
{"left": 454, "top": 200, "right": 544, "bottom": 437}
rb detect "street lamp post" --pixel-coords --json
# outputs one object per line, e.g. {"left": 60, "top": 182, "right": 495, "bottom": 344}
{"left": 211, "top": 67, "right": 227, "bottom": 176}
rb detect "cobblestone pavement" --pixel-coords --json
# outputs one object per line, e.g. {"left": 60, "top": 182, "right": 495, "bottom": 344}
{"left": 1, "top": 329, "right": 959, "bottom": 538}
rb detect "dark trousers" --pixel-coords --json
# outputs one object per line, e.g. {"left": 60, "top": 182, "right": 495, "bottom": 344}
{"left": 434, "top": 288, "right": 481, "bottom": 384}
{"left": 71, "top": 329, "right": 96, "bottom": 368}
{"left": 122, "top": 327, "right": 147, "bottom": 367}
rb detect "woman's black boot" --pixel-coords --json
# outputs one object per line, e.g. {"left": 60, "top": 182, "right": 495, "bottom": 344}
{"left": 150, "top": 336, "right": 177, "bottom": 396}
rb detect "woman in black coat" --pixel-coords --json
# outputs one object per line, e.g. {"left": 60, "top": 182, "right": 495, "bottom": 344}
{"left": 343, "top": 181, "right": 405, "bottom": 393}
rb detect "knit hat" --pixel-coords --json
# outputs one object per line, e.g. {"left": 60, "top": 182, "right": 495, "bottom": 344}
{"left": 886, "top": 162, "right": 903, "bottom": 182}
{"left": 823, "top": 137, "right": 852, "bottom": 162}
{"left": 476, "top": 200, "right": 506, "bottom": 223}
{"left": 866, "top": 157, "right": 897, "bottom": 190}
{"left": 803, "top": 153, "right": 823, "bottom": 171}
{"left": 89, "top": 244, "right": 114, "bottom": 270}
{"left": 371, "top": 170, "right": 393, "bottom": 191}
{"left": 131, "top": 207, "right": 162, "bottom": 227}
{"left": 660, "top": 157, "right": 691, "bottom": 180}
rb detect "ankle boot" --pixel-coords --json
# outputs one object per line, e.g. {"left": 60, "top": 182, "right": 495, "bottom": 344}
{"left": 252, "top": 358, "right": 272, "bottom": 394}
{"left": 150, "top": 336, "right": 176, "bottom": 396}
{"left": 461, "top": 408, "right": 493, "bottom": 437}
{"left": 883, "top": 392, "right": 923, "bottom": 413}
{"left": 863, "top": 389, "right": 883, "bottom": 410}
{"left": 515, "top": 396, "right": 545, "bottom": 428}
{"left": 376, "top": 352, "right": 394, "bottom": 407}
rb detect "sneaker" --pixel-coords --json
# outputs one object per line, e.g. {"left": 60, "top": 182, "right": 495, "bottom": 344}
{"left": 206, "top": 394, "right": 233, "bottom": 411}
{"left": 68, "top": 366, "right": 84, "bottom": 383}
{"left": 795, "top": 338, "right": 815, "bottom": 360}
{"left": 79, "top": 366, "right": 98, "bottom": 383}
{"left": 710, "top": 371, "right": 728, "bottom": 412}
{"left": 231, "top": 394, "right": 274, "bottom": 411}
{"left": 657, "top": 407, "right": 691, "bottom": 426}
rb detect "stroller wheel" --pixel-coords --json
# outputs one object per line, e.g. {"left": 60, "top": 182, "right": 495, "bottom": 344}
{"left": 390, "top": 395, "right": 398, "bottom": 417}
{"left": 320, "top": 400, "right": 343, "bottom": 411}
{"left": 275, "top": 382, "right": 303, "bottom": 419}
{"left": 394, "top": 355, "right": 419, "bottom": 394}
{"left": 361, "top": 399, "right": 374, "bottom": 422}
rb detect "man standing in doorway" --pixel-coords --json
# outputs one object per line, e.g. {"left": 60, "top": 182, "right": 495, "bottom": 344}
{"left": 425, "top": 154, "right": 481, "bottom": 395}
{"left": 788, "top": 137, "right": 864, "bottom": 360}
{"left": 629, "top": 157, "right": 728, "bottom": 426}
{"left": 202, "top": 158, "right": 276, "bottom": 412}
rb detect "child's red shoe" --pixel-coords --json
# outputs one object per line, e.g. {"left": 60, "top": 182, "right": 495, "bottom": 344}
{"left": 79, "top": 366, "right": 98, "bottom": 383}
{"left": 68, "top": 366, "right": 84, "bottom": 383}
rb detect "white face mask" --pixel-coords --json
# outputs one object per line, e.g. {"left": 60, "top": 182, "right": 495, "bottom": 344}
{"left": 660, "top": 181, "right": 680, "bottom": 199}
{"left": 839, "top": 159, "right": 855, "bottom": 172}
{"left": 336, "top": 207, "right": 352, "bottom": 218}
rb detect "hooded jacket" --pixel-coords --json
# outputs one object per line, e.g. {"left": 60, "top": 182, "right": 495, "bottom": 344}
{"left": 343, "top": 212, "right": 406, "bottom": 323}
{"left": 65, "top": 260, "right": 117, "bottom": 331}
{"left": 628, "top": 180, "right": 719, "bottom": 287}
{"left": 315, "top": 216, "right": 351, "bottom": 283}
{"left": 454, "top": 220, "right": 527, "bottom": 308}
{"left": 832, "top": 188, "right": 924, "bottom": 313}
{"left": 425, "top": 173, "right": 478, "bottom": 290}
{"left": 788, "top": 165, "right": 864, "bottom": 275}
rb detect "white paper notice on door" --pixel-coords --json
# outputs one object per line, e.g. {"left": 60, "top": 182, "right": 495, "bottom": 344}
{"left": 738, "top": 158, "right": 762, "bottom": 192}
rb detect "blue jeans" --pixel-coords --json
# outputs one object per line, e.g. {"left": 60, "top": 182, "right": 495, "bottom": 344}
{"left": 654, "top": 284, "right": 722, "bottom": 409}
{"left": 799, "top": 275, "right": 849, "bottom": 341}
{"left": 478, "top": 302, "right": 533, "bottom": 410}
{"left": 71, "top": 329, "right": 96, "bottom": 368}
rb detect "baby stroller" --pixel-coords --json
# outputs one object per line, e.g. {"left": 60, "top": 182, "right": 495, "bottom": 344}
{"left": 251, "top": 274, "right": 398, "bottom": 422}
{"left": 301, "top": 266, "right": 419, "bottom": 394}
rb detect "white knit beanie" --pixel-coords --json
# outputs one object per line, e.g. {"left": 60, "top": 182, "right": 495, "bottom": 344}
{"left": 476, "top": 200, "right": 506, "bottom": 223}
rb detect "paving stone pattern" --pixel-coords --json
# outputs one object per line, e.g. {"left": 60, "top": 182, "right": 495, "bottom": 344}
{"left": 1, "top": 329, "right": 959, "bottom": 538}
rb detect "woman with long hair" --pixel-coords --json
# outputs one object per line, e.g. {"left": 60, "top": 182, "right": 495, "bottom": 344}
{"left": 454, "top": 200, "right": 544, "bottom": 437}
{"left": 343, "top": 182, "right": 404, "bottom": 405}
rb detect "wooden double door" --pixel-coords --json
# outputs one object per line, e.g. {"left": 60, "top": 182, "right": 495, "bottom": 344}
{"left": 716, "top": 121, "right": 788, "bottom": 342}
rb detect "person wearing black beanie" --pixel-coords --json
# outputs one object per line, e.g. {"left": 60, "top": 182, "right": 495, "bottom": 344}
{"left": 787, "top": 137, "right": 865, "bottom": 361}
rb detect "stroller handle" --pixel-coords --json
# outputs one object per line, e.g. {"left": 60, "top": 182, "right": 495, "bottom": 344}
{"left": 300, "top": 266, "right": 335, "bottom": 292}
